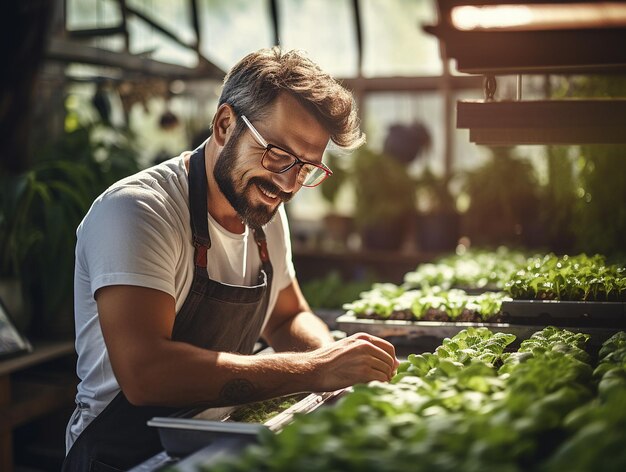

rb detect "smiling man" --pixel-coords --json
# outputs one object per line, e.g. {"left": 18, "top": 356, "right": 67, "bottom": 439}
{"left": 63, "top": 47, "right": 399, "bottom": 471}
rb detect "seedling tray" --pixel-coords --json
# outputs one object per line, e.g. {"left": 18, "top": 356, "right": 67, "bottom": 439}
{"left": 336, "top": 313, "right": 623, "bottom": 348}
{"left": 148, "top": 390, "right": 344, "bottom": 457}
{"left": 500, "top": 299, "right": 626, "bottom": 328}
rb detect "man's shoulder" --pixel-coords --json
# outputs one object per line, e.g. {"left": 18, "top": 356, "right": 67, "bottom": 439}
{"left": 96, "top": 155, "right": 188, "bottom": 207}
{"left": 112, "top": 155, "right": 187, "bottom": 192}
{"left": 80, "top": 155, "right": 190, "bottom": 233}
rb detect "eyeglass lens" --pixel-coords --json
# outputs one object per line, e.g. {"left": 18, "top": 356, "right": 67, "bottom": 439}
{"left": 263, "top": 147, "right": 327, "bottom": 187}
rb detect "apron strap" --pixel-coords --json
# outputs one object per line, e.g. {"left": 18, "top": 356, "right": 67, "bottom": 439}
{"left": 188, "top": 145, "right": 211, "bottom": 268}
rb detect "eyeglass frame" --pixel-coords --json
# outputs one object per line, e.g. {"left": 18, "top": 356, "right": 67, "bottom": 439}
{"left": 240, "top": 115, "right": 332, "bottom": 188}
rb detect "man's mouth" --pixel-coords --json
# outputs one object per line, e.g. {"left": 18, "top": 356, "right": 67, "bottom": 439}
{"left": 258, "top": 184, "right": 278, "bottom": 200}
{"left": 250, "top": 178, "right": 292, "bottom": 205}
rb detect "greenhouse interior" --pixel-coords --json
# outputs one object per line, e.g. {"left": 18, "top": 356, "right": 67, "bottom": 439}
{"left": 1, "top": 0, "right": 625, "bottom": 471}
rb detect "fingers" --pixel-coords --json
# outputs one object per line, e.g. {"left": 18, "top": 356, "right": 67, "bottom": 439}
{"left": 368, "top": 355, "right": 396, "bottom": 381}
{"left": 349, "top": 332, "right": 399, "bottom": 371}
{"left": 345, "top": 333, "right": 399, "bottom": 380}
{"left": 309, "top": 333, "right": 400, "bottom": 390}
{"left": 352, "top": 332, "right": 396, "bottom": 359}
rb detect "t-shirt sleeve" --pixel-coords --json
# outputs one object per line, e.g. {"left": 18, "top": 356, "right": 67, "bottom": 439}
{"left": 76, "top": 183, "right": 182, "bottom": 299}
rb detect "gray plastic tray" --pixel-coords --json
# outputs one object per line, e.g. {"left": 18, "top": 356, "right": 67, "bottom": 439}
{"left": 148, "top": 390, "right": 345, "bottom": 457}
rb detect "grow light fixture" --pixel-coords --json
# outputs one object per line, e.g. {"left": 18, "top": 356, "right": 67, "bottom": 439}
{"left": 457, "top": 99, "right": 626, "bottom": 145}
{"left": 451, "top": 2, "right": 626, "bottom": 32}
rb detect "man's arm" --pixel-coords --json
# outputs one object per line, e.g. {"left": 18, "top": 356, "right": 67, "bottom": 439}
{"left": 261, "top": 278, "right": 333, "bottom": 352}
{"left": 97, "top": 284, "right": 398, "bottom": 408}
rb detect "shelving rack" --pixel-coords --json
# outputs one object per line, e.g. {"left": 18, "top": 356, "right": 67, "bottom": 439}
{"left": 423, "top": 0, "right": 626, "bottom": 145}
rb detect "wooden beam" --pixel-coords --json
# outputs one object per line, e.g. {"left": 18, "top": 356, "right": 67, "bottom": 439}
{"left": 67, "top": 25, "right": 125, "bottom": 38}
{"left": 46, "top": 38, "right": 224, "bottom": 80}
{"left": 118, "top": 0, "right": 130, "bottom": 51}
{"left": 339, "top": 75, "right": 483, "bottom": 93}
{"left": 352, "top": 0, "right": 363, "bottom": 77}
{"left": 190, "top": 0, "right": 201, "bottom": 52}
{"left": 269, "top": 0, "right": 280, "bottom": 46}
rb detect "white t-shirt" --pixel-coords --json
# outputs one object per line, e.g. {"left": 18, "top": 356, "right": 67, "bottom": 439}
{"left": 68, "top": 152, "right": 295, "bottom": 447}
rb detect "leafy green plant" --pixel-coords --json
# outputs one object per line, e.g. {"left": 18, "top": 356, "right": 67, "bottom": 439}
{"left": 342, "top": 285, "right": 506, "bottom": 322}
{"left": 300, "top": 271, "right": 375, "bottom": 310}
{"left": 201, "top": 327, "right": 624, "bottom": 472}
{"left": 504, "top": 253, "right": 626, "bottom": 301}
{"left": 573, "top": 144, "right": 626, "bottom": 259}
{"left": 403, "top": 247, "right": 530, "bottom": 291}
{"left": 351, "top": 148, "right": 417, "bottom": 229}
{"left": 540, "top": 331, "right": 626, "bottom": 471}
{"left": 462, "top": 147, "right": 542, "bottom": 248}
{"left": 319, "top": 152, "right": 349, "bottom": 212}
{"left": 414, "top": 165, "right": 456, "bottom": 215}
{"left": 548, "top": 75, "right": 626, "bottom": 259}
{"left": 0, "top": 122, "right": 140, "bottom": 337}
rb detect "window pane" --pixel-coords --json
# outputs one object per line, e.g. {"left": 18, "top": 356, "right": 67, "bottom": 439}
{"left": 67, "top": 0, "right": 121, "bottom": 30}
{"left": 361, "top": 0, "right": 442, "bottom": 77}
{"left": 198, "top": 0, "right": 274, "bottom": 71}
{"left": 127, "top": 0, "right": 196, "bottom": 45}
{"left": 363, "top": 91, "right": 443, "bottom": 173}
{"left": 128, "top": 16, "right": 198, "bottom": 67}
{"left": 278, "top": 0, "right": 358, "bottom": 77}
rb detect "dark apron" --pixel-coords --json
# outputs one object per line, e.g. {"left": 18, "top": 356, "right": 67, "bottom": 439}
{"left": 62, "top": 146, "right": 274, "bottom": 472}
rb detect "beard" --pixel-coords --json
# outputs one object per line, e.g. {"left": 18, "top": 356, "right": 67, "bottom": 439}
{"left": 213, "top": 134, "right": 293, "bottom": 229}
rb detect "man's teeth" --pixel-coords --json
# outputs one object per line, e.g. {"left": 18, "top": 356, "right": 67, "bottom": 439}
{"left": 259, "top": 185, "right": 277, "bottom": 199}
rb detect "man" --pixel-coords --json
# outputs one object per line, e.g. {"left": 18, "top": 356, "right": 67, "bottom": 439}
{"left": 63, "top": 47, "right": 398, "bottom": 471}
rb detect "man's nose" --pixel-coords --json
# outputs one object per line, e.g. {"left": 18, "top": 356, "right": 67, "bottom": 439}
{"left": 271, "top": 166, "right": 300, "bottom": 193}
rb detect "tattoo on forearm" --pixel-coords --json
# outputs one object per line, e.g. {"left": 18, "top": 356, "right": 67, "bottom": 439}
{"left": 219, "top": 379, "right": 255, "bottom": 404}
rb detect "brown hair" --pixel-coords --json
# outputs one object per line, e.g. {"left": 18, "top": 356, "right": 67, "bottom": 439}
{"left": 217, "top": 47, "right": 365, "bottom": 150}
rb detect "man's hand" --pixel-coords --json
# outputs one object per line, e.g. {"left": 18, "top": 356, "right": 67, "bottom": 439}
{"left": 303, "top": 332, "right": 400, "bottom": 391}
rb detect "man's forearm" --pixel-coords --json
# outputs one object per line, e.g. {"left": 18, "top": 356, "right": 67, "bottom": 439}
{"left": 264, "top": 311, "right": 333, "bottom": 352}
{"left": 128, "top": 340, "right": 315, "bottom": 407}
{"left": 120, "top": 332, "right": 398, "bottom": 409}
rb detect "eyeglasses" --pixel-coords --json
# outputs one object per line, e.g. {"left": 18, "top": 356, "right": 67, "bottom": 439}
{"left": 241, "top": 115, "right": 332, "bottom": 187}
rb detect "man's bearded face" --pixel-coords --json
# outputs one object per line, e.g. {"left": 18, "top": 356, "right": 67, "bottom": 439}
{"left": 213, "top": 130, "right": 293, "bottom": 229}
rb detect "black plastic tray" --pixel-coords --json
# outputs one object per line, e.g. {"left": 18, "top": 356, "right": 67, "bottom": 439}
{"left": 336, "top": 313, "right": 623, "bottom": 347}
{"left": 500, "top": 299, "right": 626, "bottom": 327}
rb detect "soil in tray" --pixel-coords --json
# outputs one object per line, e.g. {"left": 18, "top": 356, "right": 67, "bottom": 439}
{"left": 225, "top": 394, "right": 304, "bottom": 424}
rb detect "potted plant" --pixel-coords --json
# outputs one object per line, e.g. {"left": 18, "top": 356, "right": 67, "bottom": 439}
{"left": 319, "top": 152, "right": 354, "bottom": 250}
{"left": 351, "top": 147, "right": 417, "bottom": 251}
{"left": 0, "top": 158, "right": 92, "bottom": 334}
{"left": 0, "top": 122, "right": 140, "bottom": 338}
{"left": 0, "top": 175, "right": 40, "bottom": 332}
{"left": 414, "top": 166, "right": 460, "bottom": 253}
{"left": 462, "top": 147, "right": 542, "bottom": 249}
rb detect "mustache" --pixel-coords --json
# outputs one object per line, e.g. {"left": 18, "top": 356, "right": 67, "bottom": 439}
{"left": 249, "top": 177, "right": 293, "bottom": 203}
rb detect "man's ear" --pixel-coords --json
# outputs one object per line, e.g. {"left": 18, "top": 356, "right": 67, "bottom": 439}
{"left": 212, "top": 104, "right": 237, "bottom": 147}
